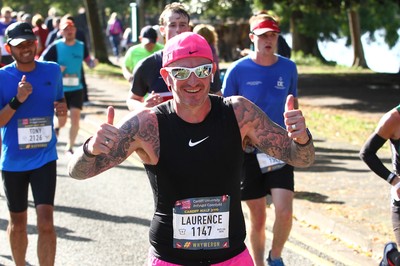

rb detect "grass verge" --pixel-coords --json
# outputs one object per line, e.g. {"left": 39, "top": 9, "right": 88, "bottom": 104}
{"left": 301, "top": 105, "right": 378, "bottom": 148}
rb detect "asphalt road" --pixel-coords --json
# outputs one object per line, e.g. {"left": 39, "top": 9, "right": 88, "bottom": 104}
{"left": 0, "top": 132, "right": 377, "bottom": 266}
{"left": 1, "top": 71, "right": 396, "bottom": 265}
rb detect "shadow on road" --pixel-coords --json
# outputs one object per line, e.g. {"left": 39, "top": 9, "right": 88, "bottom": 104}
{"left": 299, "top": 73, "right": 400, "bottom": 114}
{"left": 294, "top": 191, "right": 345, "bottom": 204}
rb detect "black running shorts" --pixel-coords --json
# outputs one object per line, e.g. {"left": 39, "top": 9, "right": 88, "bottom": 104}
{"left": 2, "top": 160, "right": 57, "bottom": 212}
{"left": 240, "top": 153, "right": 294, "bottom": 201}
{"left": 65, "top": 89, "right": 84, "bottom": 110}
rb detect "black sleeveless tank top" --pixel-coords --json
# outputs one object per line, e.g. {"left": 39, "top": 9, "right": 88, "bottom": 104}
{"left": 144, "top": 96, "right": 246, "bottom": 264}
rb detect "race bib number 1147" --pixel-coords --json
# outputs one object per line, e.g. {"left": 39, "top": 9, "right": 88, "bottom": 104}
{"left": 172, "top": 195, "right": 230, "bottom": 250}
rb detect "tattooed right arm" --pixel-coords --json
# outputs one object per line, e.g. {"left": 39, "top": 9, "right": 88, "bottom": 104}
{"left": 68, "top": 108, "right": 157, "bottom": 179}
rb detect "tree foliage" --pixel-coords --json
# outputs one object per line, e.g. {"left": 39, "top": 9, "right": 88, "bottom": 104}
{"left": 358, "top": 0, "right": 400, "bottom": 48}
{"left": 183, "top": 0, "right": 252, "bottom": 21}
{"left": 1, "top": 0, "right": 84, "bottom": 17}
{"left": 250, "top": 0, "right": 399, "bottom": 68}
{"left": 2, "top": 0, "right": 398, "bottom": 67}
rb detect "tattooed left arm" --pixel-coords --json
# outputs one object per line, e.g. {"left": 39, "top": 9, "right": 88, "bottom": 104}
{"left": 231, "top": 96, "right": 315, "bottom": 168}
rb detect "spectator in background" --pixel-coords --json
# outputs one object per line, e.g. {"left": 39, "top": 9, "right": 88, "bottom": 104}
{"left": 21, "top": 13, "right": 32, "bottom": 26}
{"left": 122, "top": 25, "right": 164, "bottom": 82}
{"left": 32, "top": 13, "right": 49, "bottom": 58}
{"left": 16, "top": 11, "right": 25, "bottom": 22}
{"left": 0, "top": 6, "right": 15, "bottom": 65}
{"left": 10, "top": 10, "right": 17, "bottom": 21}
{"left": 45, "top": 16, "right": 60, "bottom": 47}
{"left": 44, "top": 7, "right": 57, "bottom": 32}
{"left": 120, "top": 27, "right": 133, "bottom": 54}
{"left": 193, "top": 23, "right": 222, "bottom": 92}
{"left": 74, "top": 7, "right": 90, "bottom": 51}
{"left": 106, "top": 12, "right": 123, "bottom": 60}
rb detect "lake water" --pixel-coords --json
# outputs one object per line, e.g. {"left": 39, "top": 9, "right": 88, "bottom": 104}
{"left": 284, "top": 29, "right": 400, "bottom": 73}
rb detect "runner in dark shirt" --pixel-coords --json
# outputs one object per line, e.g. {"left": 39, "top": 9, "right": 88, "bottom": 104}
{"left": 360, "top": 104, "right": 400, "bottom": 266}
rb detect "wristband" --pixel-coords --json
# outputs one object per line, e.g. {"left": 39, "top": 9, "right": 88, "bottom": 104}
{"left": 388, "top": 172, "right": 397, "bottom": 184}
{"left": 83, "top": 137, "right": 96, "bottom": 158}
{"left": 9, "top": 96, "right": 23, "bottom": 110}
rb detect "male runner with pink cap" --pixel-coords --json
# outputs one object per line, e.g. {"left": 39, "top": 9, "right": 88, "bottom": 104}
{"left": 68, "top": 32, "right": 314, "bottom": 265}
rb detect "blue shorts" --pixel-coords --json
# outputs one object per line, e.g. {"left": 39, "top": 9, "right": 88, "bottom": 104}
{"left": 2, "top": 160, "right": 57, "bottom": 212}
{"left": 240, "top": 153, "right": 294, "bottom": 201}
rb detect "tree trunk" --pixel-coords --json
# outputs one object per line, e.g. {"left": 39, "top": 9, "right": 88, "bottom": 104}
{"left": 138, "top": 0, "right": 146, "bottom": 31}
{"left": 85, "top": 0, "right": 111, "bottom": 64}
{"left": 348, "top": 8, "right": 368, "bottom": 69}
{"left": 290, "top": 10, "right": 326, "bottom": 62}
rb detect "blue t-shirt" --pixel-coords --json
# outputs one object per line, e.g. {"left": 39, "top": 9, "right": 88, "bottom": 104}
{"left": 40, "top": 39, "right": 88, "bottom": 92}
{"left": 222, "top": 55, "right": 298, "bottom": 127}
{"left": 0, "top": 61, "right": 64, "bottom": 171}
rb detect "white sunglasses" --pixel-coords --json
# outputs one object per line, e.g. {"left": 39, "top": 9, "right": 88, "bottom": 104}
{"left": 164, "top": 64, "right": 213, "bottom": 80}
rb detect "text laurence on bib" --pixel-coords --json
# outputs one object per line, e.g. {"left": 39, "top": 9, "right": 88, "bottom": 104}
{"left": 173, "top": 195, "right": 230, "bottom": 250}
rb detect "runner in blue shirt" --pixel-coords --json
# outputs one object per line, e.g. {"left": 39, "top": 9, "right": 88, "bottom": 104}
{"left": 223, "top": 13, "right": 299, "bottom": 266}
{"left": 0, "top": 22, "right": 66, "bottom": 266}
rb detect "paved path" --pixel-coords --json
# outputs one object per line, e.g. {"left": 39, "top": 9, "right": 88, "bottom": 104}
{"left": 2, "top": 70, "right": 398, "bottom": 265}
{"left": 81, "top": 73, "right": 393, "bottom": 261}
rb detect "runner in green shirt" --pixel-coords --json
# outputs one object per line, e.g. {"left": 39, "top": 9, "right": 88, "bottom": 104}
{"left": 122, "top": 25, "right": 164, "bottom": 82}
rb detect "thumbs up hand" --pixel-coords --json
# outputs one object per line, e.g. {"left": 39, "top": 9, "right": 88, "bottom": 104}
{"left": 17, "top": 75, "right": 33, "bottom": 102}
{"left": 284, "top": 95, "right": 310, "bottom": 145}
{"left": 87, "top": 106, "right": 119, "bottom": 156}
{"left": 107, "top": 106, "right": 115, "bottom": 125}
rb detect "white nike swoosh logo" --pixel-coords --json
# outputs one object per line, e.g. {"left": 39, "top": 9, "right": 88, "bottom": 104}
{"left": 188, "top": 136, "right": 209, "bottom": 147}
